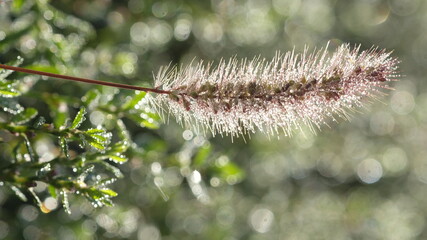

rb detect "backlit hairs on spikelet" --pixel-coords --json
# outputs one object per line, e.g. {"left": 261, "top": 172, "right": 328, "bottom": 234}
{"left": 149, "top": 43, "right": 399, "bottom": 137}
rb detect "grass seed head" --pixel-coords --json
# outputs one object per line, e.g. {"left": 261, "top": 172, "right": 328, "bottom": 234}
{"left": 149, "top": 43, "right": 400, "bottom": 138}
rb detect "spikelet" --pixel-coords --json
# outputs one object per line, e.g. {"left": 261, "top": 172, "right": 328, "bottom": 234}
{"left": 148, "top": 43, "right": 399, "bottom": 138}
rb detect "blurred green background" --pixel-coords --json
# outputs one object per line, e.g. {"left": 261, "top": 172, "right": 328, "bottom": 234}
{"left": 0, "top": 0, "right": 426, "bottom": 239}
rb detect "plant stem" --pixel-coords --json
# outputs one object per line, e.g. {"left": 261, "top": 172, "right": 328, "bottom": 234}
{"left": 0, "top": 64, "right": 172, "bottom": 94}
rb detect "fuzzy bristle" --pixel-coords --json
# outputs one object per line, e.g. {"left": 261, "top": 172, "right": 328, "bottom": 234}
{"left": 148, "top": 43, "right": 400, "bottom": 137}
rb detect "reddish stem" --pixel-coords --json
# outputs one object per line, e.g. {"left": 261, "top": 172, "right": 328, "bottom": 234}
{"left": 0, "top": 64, "right": 172, "bottom": 95}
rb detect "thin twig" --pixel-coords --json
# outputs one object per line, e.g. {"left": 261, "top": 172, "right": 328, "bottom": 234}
{"left": 0, "top": 64, "right": 172, "bottom": 94}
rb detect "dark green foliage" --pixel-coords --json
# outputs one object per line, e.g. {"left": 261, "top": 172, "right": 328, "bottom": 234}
{"left": 0, "top": 1, "right": 242, "bottom": 220}
{"left": 0, "top": 1, "right": 137, "bottom": 212}
{"left": 0, "top": 74, "right": 128, "bottom": 210}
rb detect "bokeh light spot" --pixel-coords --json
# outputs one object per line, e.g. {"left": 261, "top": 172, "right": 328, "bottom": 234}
{"left": 390, "top": 91, "right": 415, "bottom": 115}
{"left": 382, "top": 147, "right": 408, "bottom": 175}
{"left": 249, "top": 207, "right": 274, "bottom": 233}
{"left": 182, "top": 130, "right": 194, "bottom": 140}
{"left": 138, "top": 225, "right": 160, "bottom": 240}
{"left": 357, "top": 158, "right": 383, "bottom": 184}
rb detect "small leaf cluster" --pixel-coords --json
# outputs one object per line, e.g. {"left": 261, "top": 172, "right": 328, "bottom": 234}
{"left": 0, "top": 57, "right": 25, "bottom": 113}
{"left": 0, "top": 58, "right": 164, "bottom": 212}
{"left": 2, "top": 97, "right": 105, "bottom": 211}
{"left": 0, "top": 0, "right": 246, "bottom": 218}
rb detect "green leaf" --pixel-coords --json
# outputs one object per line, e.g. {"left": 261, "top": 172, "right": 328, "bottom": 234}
{"left": 54, "top": 112, "right": 68, "bottom": 129}
{"left": 87, "top": 132, "right": 107, "bottom": 142}
{"left": 70, "top": 107, "right": 86, "bottom": 129}
{"left": 48, "top": 185, "right": 58, "bottom": 199}
{"left": 79, "top": 165, "right": 95, "bottom": 180}
{"left": 127, "top": 112, "right": 160, "bottom": 129}
{"left": 87, "top": 141, "right": 105, "bottom": 150}
{"left": 0, "top": 57, "right": 24, "bottom": 80}
{"left": 84, "top": 187, "right": 115, "bottom": 207}
{"left": 43, "top": 94, "right": 69, "bottom": 128}
{"left": 193, "top": 144, "right": 212, "bottom": 167}
{"left": 0, "top": 88, "right": 20, "bottom": 97}
{"left": 60, "top": 190, "right": 71, "bottom": 214}
{"left": 59, "top": 137, "right": 70, "bottom": 159}
{"left": 25, "top": 65, "right": 60, "bottom": 74}
{"left": 213, "top": 161, "right": 245, "bottom": 184}
{"left": 108, "top": 154, "right": 127, "bottom": 163}
{"left": 81, "top": 128, "right": 111, "bottom": 151}
{"left": 94, "top": 141, "right": 128, "bottom": 163}
{"left": 116, "top": 119, "right": 131, "bottom": 142}
{"left": 22, "top": 133, "right": 37, "bottom": 162}
{"left": 0, "top": 97, "right": 23, "bottom": 114}
{"left": 11, "top": 108, "right": 38, "bottom": 124}
{"left": 95, "top": 178, "right": 117, "bottom": 188}
{"left": 86, "top": 132, "right": 107, "bottom": 144}
{"left": 110, "top": 141, "right": 129, "bottom": 153}
{"left": 12, "top": 141, "right": 22, "bottom": 162}
{"left": 121, "top": 91, "right": 146, "bottom": 111}
{"left": 100, "top": 188, "right": 118, "bottom": 197}
{"left": 82, "top": 89, "right": 100, "bottom": 108}
{"left": 0, "top": 81, "right": 20, "bottom": 98}
{"left": 9, "top": 185, "right": 27, "bottom": 202}
{"left": 11, "top": 0, "right": 25, "bottom": 12}
{"left": 99, "top": 162, "right": 123, "bottom": 178}
{"left": 81, "top": 133, "right": 107, "bottom": 151}
{"left": 101, "top": 199, "right": 113, "bottom": 207}
{"left": 85, "top": 128, "right": 105, "bottom": 134}
{"left": 141, "top": 119, "right": 160, "bottom": 129}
